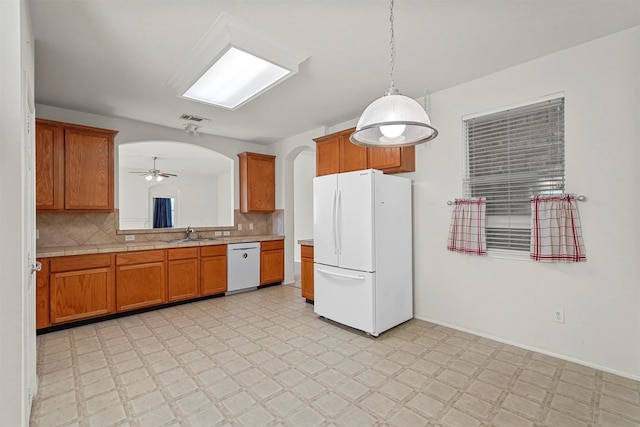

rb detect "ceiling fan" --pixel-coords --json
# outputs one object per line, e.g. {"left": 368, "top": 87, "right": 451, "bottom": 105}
{"left": 129, "top": 156, "right": 177, "bottom": 182}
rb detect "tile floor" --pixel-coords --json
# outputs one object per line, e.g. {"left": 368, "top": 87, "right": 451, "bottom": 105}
{"left": 30, "top": 285, "right": 640, "bottom": 426}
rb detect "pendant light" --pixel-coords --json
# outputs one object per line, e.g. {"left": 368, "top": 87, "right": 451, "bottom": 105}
{"left": 350, "top": 0, "right": 438, "bottom": 147}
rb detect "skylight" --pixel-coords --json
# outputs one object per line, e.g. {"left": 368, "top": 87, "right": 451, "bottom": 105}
{"left": 168, "top": 13, "right": 309, "bottom": 110}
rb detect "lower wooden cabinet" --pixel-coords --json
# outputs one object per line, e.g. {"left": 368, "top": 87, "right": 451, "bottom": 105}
{"left": 49, "top": 253, "right": 115, "bottom": 324}
{"left": 167, "top": 248, "right": 199, "bottom": 302}
{"left": 115, "top": 250, "right": 166, "bottom": 312}
{"left": 260, "top": 240, "right": 285, "bottom": 285}
{"left": 36, "top": 258, "right": 50, "bottom": 328}
{"left": 37, "top": 240, "right": 283, "bottom": 329}
{"left": 300, "top": 245, "right": 314, "bottom": 301}
{"left": 201, "top": 245, "right": 227, "bottom": 296}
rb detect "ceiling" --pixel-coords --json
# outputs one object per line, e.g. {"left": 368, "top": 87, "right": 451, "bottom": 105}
{"left": 29, "top": 1, "right": 640, "bottom": 145}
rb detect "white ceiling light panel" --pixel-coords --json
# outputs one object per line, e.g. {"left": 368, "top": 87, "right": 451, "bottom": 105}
{"left": 168, "top": 13, "right": 309, "bottom": 110}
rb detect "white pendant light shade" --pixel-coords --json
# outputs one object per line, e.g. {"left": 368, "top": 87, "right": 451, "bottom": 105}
{"left": 350, "top": 0, "right": 438, "bottom": 148}
{"left": 350, "top": 93, "right": 438, "bottom": 147}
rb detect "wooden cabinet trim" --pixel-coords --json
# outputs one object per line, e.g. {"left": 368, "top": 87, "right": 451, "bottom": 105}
{"left": 200, "top": 245, "right": 226, "bottom": 257}
{"left": 36, "top": 258, "right": 50, "bottom": 329}
{"left": 116, "top": 250, "right": 165, "bottom": 265}
{"left": 301, "top": 245, "right": 314, "bottom": 259}
{"left": 50, "top": 253, "right": 112, "bottom": 272}
{"left": 261, "top": 239, "right": 284, "bottom": 251}
{"left": 167, "top": 247, "right": 199, "bottom": 260}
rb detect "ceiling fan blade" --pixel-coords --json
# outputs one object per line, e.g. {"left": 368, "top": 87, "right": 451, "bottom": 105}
{"left": 129, "top": 171, "right": 149, "bottom": 174}
{"left": 157, "top": 172, "right": 177, "bottom": 177}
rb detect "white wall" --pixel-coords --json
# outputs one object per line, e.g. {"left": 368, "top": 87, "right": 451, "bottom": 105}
{"left": 273, "top": 127, "right": 323, "bottom": 284}
{"left": 120, "top": 169, "right": 219, "bottom": 229}
{"left": 413, "top": 27, "right": 640, "bottom": 379}
{"left": 293, "top": 151, "right": 316, "bottom": 263}
{"left": 0, "top": 0, "right": 36, "bottom": 424}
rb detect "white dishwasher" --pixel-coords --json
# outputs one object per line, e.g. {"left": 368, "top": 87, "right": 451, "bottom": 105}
{"left": 227, "top": 242, "right": 260, "bottom": 294}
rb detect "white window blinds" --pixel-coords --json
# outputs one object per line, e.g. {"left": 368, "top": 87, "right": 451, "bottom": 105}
{"left": 463, "top": 97, "right": 565, "bottom": 252}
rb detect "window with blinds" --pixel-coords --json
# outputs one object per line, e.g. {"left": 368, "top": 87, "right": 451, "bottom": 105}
{"left": 463, "top": 97, "right": 565, "bottom": 252}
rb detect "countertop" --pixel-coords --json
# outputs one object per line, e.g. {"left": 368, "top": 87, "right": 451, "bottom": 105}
{"left": 37, "top": 235, "right": 285, "bottom": 258}
{"left": 298, "top": 239, "right": 314, "bottom": 246}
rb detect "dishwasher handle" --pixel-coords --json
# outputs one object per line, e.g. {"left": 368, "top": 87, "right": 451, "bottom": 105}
{"left": 231, "top": 246, "right": 259, "bottom": 251}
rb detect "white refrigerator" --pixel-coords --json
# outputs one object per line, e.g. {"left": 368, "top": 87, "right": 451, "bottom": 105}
{"left": 313, "top": 169, "right": 413, "bottom": 337}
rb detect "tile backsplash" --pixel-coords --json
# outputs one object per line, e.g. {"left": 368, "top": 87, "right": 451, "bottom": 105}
{"left": 36, "top": 209, "right": 284, "bottom": 248}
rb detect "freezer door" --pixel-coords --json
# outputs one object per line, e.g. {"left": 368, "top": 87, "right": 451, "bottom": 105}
{"left": 313, "top": 174, "right": 339, "bottom": 267}
{"left": 314, "top": 264, "right": 374, "bottom": 335}
{"left": 336, "top": 170, "right": 374, "bottom": 272}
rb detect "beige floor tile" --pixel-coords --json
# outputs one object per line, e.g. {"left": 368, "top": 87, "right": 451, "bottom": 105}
{"left": 29, "top": 285, "right": 640, "bottom": 426}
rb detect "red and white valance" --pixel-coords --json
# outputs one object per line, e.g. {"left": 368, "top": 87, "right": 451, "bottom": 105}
{"left": 530, "top": 194, "right": 586, "bottom": 262}
{"left": 447, "top": 198, "right": 487, "bottom": 256}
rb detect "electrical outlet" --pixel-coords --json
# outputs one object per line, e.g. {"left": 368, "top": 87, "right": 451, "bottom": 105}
{"left": 125, "top": 235, "right": 135, "bottom": 241}
{"left": 249, "top": 223, "right": 253, "bottom": 230}
{"left": 554, "top": 309, "right": 565, "bottom": 323}
{"left": 238, "top": 224, "right": 243, "bottom": 231}
{"left": 214, "top": 231, "right": 222, "bottom": 236}
{"left": 223, "top": 231, "right": 230, "bottom": 236}
{"left": 35, "top": 229, "right": 39, "bottom": 239}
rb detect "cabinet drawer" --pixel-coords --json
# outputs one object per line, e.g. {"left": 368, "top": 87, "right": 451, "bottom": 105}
{"left": 201, "top": 245, "right": 227, "bottom": 257}
{"left": 301, "top": 245, "right": 314, "bottom": 259}
{"left": 168, "top": 247, "right": 198, "bottom": 260}
{"left": 261, "top": 240, "right": 284, "bottom": 251}
{"left": 50, "top": 253, "right": 112, "bottom": 272}
{"left": 116, "top": 250, "right": 165, "bottom": 265}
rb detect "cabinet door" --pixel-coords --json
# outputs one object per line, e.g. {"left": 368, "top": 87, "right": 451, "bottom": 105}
{"left": 315, "top": 138, "right": 340, "bottom": 177}
{"left": 168, "top": 258, "right": 199, "bottom": 302}
{"left": 64, "top": 128, "right": 114, "bottom": 211}
{"left": 339, "top": 135, "right": 368, "bottom": 173}
{"left": 301, "top": 246, "right": 314, "bottom": 301}
{"left": 36, "top": 259, "right": 50, "bottom": 329}
{"left": 116, "top": 262, "right": 166, "bottom": 312}
{"left": 260, "top": 249, "right": 284, "bottom": 285}
{"left": 50, "top": 267, "right": 114, "bottom": 324}
{"left": 238, "top": 152, "right": 275, "bottom": 213}
{"left": 201, "top": 255, "right": 227, "bottom": 296}
{"left": 35, "top": 122, "right": 64, "bottom": 210}
{"left": 367, "top": 146, "right": 415, "bottom": 173}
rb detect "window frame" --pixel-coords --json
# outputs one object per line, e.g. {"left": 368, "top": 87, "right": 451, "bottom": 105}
{"left": 462, "top": 93, "right": 565, "bottom": 257}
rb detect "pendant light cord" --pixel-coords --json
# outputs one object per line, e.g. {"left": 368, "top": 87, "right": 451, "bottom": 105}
{"left": 389, "top": 0, "right": 396, "bottom": 89}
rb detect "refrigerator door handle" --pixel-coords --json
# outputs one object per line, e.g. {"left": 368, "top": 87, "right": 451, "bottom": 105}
{"left": 336, "top": 190, "right": 342, "bottom": 255}
{"left": 317, "top": 268, "right": 365, "bottom": 281}
{"left": 331, "top": 190, "right": 338, "bottom": 255}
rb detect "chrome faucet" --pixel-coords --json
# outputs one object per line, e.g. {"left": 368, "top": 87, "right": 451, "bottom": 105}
{"left": 185, "top": 226, "right": 195, "bottom": 240}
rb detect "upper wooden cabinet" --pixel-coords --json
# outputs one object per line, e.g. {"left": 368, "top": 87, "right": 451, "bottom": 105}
{"left": 367, "top": 145, "right": 415, "bottom": 174}
{"left": 314, "top": 127, "right": 415, "bottom": 176}
{"left": 238, "top": 152, "right": 276, "bottom": 213}
{"left": 314, "top": 128, "right": 367, "bottom": 176}
{"left": 36, "top": 119, "right": 118, "bottom": 212}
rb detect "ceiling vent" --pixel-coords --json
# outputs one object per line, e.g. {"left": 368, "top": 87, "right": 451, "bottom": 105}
{"left": 179, "top": 114, "right": 210, "bottom": 123}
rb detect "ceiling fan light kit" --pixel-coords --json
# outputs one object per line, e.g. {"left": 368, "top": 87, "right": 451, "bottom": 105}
{"left": 350, "top": 0, "right": 438, "bottom": 148}
{"left": 130, "top": 156, "right": 177, "bottom": 182}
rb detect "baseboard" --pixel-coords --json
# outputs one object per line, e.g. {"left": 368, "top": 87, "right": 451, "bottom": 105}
{"left": 414, "top": 314, "right": 640, "bottom": 382}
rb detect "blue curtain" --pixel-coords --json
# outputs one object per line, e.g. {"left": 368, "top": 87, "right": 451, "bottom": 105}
{"left": 153, "top": 198, "right": 173, "bottom": 228}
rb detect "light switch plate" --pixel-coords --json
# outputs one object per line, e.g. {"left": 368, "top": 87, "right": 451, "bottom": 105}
{"left": 223, "top": 231, "right": 231, "bottom": 236}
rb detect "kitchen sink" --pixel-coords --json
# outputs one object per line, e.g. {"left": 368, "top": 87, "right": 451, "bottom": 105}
{"left": 164, "top": 237, "right": 218, "bottom": 243}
